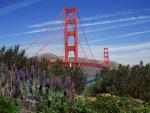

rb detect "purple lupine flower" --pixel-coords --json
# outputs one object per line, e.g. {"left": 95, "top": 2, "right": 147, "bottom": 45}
{"left": 45, "top": 79, "right": 50, "bottom": 89}
{"left": 15, "top": 69, "right": 21, "bottom": 81}
{"left": 13, "top": 79, "right": 20, "bottom": 88}
{"left": 15, "top": 68, "right": 19, "bottom": 79}
{"left": 22, "top": 71, "right": 26, "bottom": 81}
{"left": 24, "top": 70, "right": 28, "bottom": 81}
{"left": 40, "top": 71, "right": 45, "bottom": 85}
{"left": 55, "top": 78, "right": 62, "bottom": 91}
{"left": 31, "top": 65, "right": 35, "bottom": 79}
{"left": 64, "top": 76, "right": 72, "bottom": 89}
{"left": 19, "top": 70, "right": 24, "bottom": 81}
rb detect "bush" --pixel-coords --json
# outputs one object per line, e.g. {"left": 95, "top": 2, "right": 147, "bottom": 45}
{"left": 95, "top": 94, "right": 150, "bottom": 113}
{"left": 37, "top": 93, "right": 150, "bottom": 113}
{"left": 100, "top": 63, "right": 150, "bottom": 102}
{"left": 0, "top": 97, "right": 21, "bottom": 113}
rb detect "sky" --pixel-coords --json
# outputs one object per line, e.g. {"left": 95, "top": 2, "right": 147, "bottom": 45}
{"left": 0, "top": 0, "right": 150, "bottom": 65}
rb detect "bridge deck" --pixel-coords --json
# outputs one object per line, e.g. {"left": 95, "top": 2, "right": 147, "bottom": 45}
{"left": 48, "top": 61, "right": 109, "bottom": 68}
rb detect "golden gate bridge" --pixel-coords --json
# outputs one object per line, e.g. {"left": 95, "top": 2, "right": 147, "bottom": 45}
{"left": 25, "top": 8, "right": 110, "bottom": 69}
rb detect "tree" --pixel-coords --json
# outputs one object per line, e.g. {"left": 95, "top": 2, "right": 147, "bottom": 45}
{"left": 0, "top": 45, "right": 27, "bottom": 69}
{"left": 100, "top": 62, "right": 150, "bottom": 102}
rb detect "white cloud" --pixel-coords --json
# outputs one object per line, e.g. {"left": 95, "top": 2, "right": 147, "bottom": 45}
{"left": 27, "top": 21, "right": 64, "bottom": 28}
{"left": 84, "top": 20, "right": 150, "bottom": 34}
{"left": 25, "top": 27, "right": 64, "bottom": 34}
{"left": 28, "top": 15, "right": 150, "bottom": 29}
{"left": 81, "top": 16, "right": 150, "bottom": 27}
{"left": 110, "top": 42, "right": 150, "bottom": 52}
{"left": 0, "top": 0, "right": 44, "bottom": 16}
{"left": 3, "top": 15, "right": 150, "bottom": 38}
{"left": 28, "top": 8, "right": 150, "bottom": 28}
{"left": 27, "top": 13, "right": 113, "bottom": 28}
{"left": 26, "top": 15, "right": 150, "bottom": 34}
{"left": 27, "top": 14, "right": 113, "bottom": 28}
{"left": 88, "top": 30, "right": 150, "bottom": 44}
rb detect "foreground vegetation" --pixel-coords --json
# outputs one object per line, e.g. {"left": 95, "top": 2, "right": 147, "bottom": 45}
{"left": 0, "top": 45, "right": 150, "bottom": 113}
{"left": 1, "top": 93, "right": 150, "bottom": 113}
{"left": 0, "top": 97, "right": 20, "bottom": 113}
{"left": 87, "top": 62, "right": 150, "bottom": 102}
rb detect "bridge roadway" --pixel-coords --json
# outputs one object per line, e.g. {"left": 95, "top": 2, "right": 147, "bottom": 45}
{"left": 48, "top": 61, "right": 108, "bottom": 68}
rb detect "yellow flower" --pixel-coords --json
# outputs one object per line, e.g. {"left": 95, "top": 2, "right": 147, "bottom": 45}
{"left": 48, "top": 96, "right": 52, "bottom": 101}
{"left": 88, "top": 97, "right": 96, "bottom": 101}
{"left": 100, "top": 93, "right": 111, "bottom": 97}
{"left": 75, "top": 94, "right": 96, "bottom": 101}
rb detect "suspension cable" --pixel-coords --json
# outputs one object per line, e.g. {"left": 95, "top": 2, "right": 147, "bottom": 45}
{"left": 78, "top": 41, "right": 90, "bottom": 63}
{"left": 67, "top": 13, "right": 90, "bottom": 63}
{"left": 25, "top": 10, "right": 63, "bottom": 50}
{"left": 77, "top": 11, "right": 97, "bottom": 62}
{"left": 34, "top": 28, "right": 63, "bottom": 56}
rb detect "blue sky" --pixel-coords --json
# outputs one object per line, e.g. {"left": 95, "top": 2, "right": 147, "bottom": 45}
{"left": 0, "top": 0, "right": 150, "bottom": 65}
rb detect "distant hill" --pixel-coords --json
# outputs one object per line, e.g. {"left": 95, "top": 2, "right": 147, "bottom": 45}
{"left": 36, "top": 53, "right": 119, "bottom": 76}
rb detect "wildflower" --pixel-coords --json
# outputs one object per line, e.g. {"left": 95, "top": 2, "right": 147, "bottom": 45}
{"left": 13, "top": 79, "right": 20, "bottom": 89}
{"left": 24, "top": 69, "right": 28, "bottom": 80}
{"left": 64, "top": 76, "right": 71, "bottom": 89}
{"left": 19, "top": 70, "right": 24, "bottom": 81}
{"left": 40, "top": 71, "right": 45, "bottom": 85}
{"left": 100, "top": 93, "right": 111, "bottom": 97}
{"left": 45, "top": 79, "right": 51, "bottom": 89}
{"left": 31, "top": 65, "right": 35, "bottom": 79}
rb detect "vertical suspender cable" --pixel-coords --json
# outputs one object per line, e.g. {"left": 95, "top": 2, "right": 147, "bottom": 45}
{"left": 77, "top": 11, "right": 97, "bottom": 62}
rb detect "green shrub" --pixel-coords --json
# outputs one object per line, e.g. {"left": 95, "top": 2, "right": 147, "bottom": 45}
{"left": 0, "top": 97, "right": 21, "bottom": 113}
{"left": 95, "top": 94, "right": 150, "bottom": 113}
{"left": 38, "top": 92, "right": 150, "bottom": 113}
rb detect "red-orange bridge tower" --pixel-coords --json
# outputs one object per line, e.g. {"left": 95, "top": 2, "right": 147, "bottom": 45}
{"left": 48, "top": 8, "right": 110, "bottom": 68}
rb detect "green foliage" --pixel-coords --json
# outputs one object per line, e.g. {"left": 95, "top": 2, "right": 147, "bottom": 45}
{"left": 49, "top": 59, "right": 64, "bottom": 77}
{"left": 39, "top": 57, "right": 49, "bottom": 71}
{"left": 0, "top": 97, "right": 21, "bottom": 113}
{"left": 95, "top": 95, "right": 120, "bottom": 113}
{"left": 95, "top": 94, "right": 150, "bottom": 113}
{"left": 37, "top": 91, "right": 66, "bottom": 113}
{"left": 0, "top": 45, "right": 27, "bottom": 69}
{"left": 101, "top": 63, "right": 150, "bottom": 102}
{"left": 49, "top": 59, "right": 86, "bottom": 94}
{"left": 83, "top": 73, "right": 107, "bottom": 97}
{"left": 1, "top": 45, "right": 150, "bottom": 112}
{"left": 38, "top": 93, "right": 150, "bottom": 113}
{"left": 71, "top": 67, "right": 86, "bottom": 94}
{"left": 38, "top": 91, "right": 96, "bottom": 113}
{"left": 83, "top": 85, "right": 97, "bottom": 96}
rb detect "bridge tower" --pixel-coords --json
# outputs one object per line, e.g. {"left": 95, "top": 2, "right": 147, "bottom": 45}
{"left": 64, "top": 8, "right": 78, "bottom": 63}
{"left": 104, "top": 48, "right": 109, "bottom": 67}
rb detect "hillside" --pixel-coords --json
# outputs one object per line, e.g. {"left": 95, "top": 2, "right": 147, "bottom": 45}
{"left": 36, "top": 53, "right": 119, "bottom": 75}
